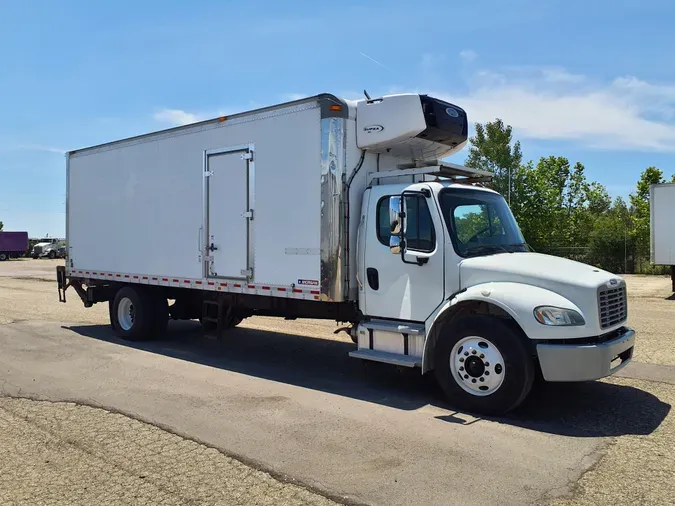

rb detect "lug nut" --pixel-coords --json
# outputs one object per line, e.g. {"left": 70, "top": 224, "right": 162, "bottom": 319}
{"left": 459, "top": 358, "right": 464, "bottom": 363}
{"left": 472, "top": 350, "right": 477, "bottom": 355}
{"left": 479, "top": 377, "right": 485, "bottom": 382}
{"left": 484, "top": 362, "right": 489, "bottom": 367}
{"left": 459, "top": 367, "right": 464, "bottom": 371}
{"left": 472, "top": 379, "right": 477, "bottom": 383}
{"left": 485, "top": 371, "right": 490, "bottom": 376}
{"left": 464, "top": 352, "right": 469, "bottom": 356}
{"left": 480, "top": 354, "right": 485, "bottom": 359}
{"left": 464, "top": 374, "right": 469, "bottom": 379}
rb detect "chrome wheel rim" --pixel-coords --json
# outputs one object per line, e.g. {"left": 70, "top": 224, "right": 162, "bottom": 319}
{"left": 117, "top": 297, "right": 135, "bottom": 331}
{"left": 450, "top": 336, "right": 505, "bottom": 396}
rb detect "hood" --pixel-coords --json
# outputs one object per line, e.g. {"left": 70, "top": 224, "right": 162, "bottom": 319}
{"left": 459, "top": 252, "right": 621, "bottom": 293}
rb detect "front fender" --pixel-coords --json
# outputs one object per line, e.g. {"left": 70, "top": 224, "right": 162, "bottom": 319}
{"left": 422, "top": 282, "right": 593, "bottom": 373}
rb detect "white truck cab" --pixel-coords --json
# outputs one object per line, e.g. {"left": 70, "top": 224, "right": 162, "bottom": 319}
{"left": 58, "top": 91, "right": 635, "bottom": 415}
{"left": 352, "top": 174, "right": 634, "bottom": 414}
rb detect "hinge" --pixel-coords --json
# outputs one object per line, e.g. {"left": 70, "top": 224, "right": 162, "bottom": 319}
{"left": 241, "top": 268, "right": 253, "bottom": 277}
{"left": 205, "top": 170, "right": 214, "bottom": 177}
{"left": 241, "top": 152, "right": 253, "bottom": 161}
{"left": 242, "top": 210, "right": 254, "bottom": 220}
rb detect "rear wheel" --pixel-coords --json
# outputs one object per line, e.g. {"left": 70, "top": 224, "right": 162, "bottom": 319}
{"left": 111, "top": 286, "right": 167, "bottom": 341}
{"left": 434, "top": 315, "right": 534, "bottom": 416}
{"left": 0, "top": 253, "right": 7, "bottom": 261}
{"left": 48, "top": 250, "right": 56, "bottom": 259}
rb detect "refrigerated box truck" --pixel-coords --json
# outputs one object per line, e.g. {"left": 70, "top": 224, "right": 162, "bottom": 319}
{"left": 0, "top": 231, "right": 29, "bottom": 260}
{"left": 650, "top": 182, "right": 675, "bottom": 291}
{"left": 57, "top": 93, "right": 636, "bottom": 414}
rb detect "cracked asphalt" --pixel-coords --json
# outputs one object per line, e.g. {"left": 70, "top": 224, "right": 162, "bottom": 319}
{"left": 0, "top": 259, "right": 674, "bottom": 505}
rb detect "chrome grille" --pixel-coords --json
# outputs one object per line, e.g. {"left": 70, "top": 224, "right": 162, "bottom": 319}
{"left": 598, "top": 284, "right": 627, "bottom": 329}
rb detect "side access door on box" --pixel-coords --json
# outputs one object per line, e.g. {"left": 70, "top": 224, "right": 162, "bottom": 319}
{"left": 204, "top": 144, "right": 255, "bottom": 280}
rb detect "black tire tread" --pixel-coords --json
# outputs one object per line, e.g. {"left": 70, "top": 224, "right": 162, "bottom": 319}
{"left": 111, "top": 286, "right": 166, "bottom": 341}
{"left": 434, "top": 315, "right": 535, "bottom": 416}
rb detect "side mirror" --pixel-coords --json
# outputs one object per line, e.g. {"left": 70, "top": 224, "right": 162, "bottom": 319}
{"left": 389, "top": 196, "right": 403, "bottom": 255}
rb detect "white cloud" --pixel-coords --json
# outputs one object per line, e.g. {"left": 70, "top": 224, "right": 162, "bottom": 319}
{"left": 459, "top": 50, "right": 477, "bottom": 63}
{"left": 436, "top": 67, "right": 675, "bottom": 152}
{"left": 282, "top": 93, "right": 309, "bottom": 101}
{"left": 153, "top": 109, "right": 204, "bottom": 126}
{"left": 15, "top": 144, "right": 66, "bottom": 154}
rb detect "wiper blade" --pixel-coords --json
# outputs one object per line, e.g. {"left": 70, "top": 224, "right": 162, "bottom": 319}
{"left": 508, "top": 242, "right": 533, "bottom": 252}
{"left": 464, "top": 244, "right": 511, "bottom": 256}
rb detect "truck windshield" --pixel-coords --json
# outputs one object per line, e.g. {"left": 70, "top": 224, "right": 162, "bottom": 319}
{"left": 438, "top": 187, "right": 527, "bottom": 258}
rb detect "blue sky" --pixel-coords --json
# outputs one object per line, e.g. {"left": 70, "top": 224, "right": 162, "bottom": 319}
{"left": 1, "top": 0, "right": 674, "bottom": 237}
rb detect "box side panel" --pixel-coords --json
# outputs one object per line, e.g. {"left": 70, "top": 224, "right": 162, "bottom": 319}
{"left": 652, "top": 184, "right": 675, "bottom": 265}
{"left": 68, "top": 104, "right": 322, "bottom": 285}
{"left": 250, "top": 108, "right": 321, "bottom": 286}
{"left": 0, "top": 232, "right": 29, "bottom": 251}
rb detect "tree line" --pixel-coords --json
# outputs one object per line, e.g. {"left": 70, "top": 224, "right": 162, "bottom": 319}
{"left": 464, "top": 119, "right": 674, "bottom": 274}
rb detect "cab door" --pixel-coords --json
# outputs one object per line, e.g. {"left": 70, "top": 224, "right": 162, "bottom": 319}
{"left": 361, "top": 183, "right": 445, "bottom": 322}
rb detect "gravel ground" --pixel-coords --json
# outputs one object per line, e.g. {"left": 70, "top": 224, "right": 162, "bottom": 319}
{"left": 624, "top": 275, "right": 675, "bottom": 366}
{"left": 551, "top": 378, "right": 675, "bottom": 506}
{"left": 0, "top": 397, "right": 338, "bottom": 506}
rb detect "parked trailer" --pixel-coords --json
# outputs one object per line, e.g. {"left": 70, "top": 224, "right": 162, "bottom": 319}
{"left": 57, "top": 93, "right": 636, "bottom": 415}
{"left": 650, "top": 182, "right": 675, "bottom": 292}
{"left": 0, "top": 231, "right": 29, "bottom": 261}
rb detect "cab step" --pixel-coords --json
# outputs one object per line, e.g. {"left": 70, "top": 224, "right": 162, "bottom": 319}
{"left": 349, "top": 349, "right": 421, "bottom": 368}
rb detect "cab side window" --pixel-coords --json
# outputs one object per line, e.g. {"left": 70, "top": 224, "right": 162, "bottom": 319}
{"left": 376, "top": 195, "right": 436, "bottom": 252}
{"left": 404, "top": 195, "right": 435, "bottom": 252}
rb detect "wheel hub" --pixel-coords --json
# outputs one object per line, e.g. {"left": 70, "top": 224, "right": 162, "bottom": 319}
{"left": 117, "top": 297, "right": 135, "bottom": 331}
{"left": 464, "top": 356, "right": 485, "bottom": 377}
{"left": 450, "top": 336, "right": 505, "bottom": 396}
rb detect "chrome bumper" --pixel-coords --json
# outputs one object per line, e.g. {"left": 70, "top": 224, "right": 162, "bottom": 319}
{"left": 536, "top": 327, "right": 635, "bottom": 382}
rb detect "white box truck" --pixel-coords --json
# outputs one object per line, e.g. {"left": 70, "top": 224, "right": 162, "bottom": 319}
{"left": 650, "top": 182, "right": 675, "bottom": 292}
{"left": 57, "top": 93, "right": 636, "bottom": 414}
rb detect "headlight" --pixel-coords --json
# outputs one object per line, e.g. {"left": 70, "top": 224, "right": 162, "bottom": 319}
{"left": 534, "top": 306, "right": 585, "bottom": 326}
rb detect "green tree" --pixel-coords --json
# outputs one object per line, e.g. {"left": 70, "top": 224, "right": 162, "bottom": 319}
{"left": 0, "top": 221, "right": 3, "bottom": 231}
{"left": 586, "top": 182, "right": 612, "bottom": 215}
{"left": 629, "top": 166, "right": 664, "bottom": 265}
{"left": 588, "top": 197, "right": 633, "bottom": 273}
{"left": 464, "top": 119, "right": 523, "bottom": 203}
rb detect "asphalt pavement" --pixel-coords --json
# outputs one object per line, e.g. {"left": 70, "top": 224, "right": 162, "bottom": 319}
{"left": 0, "top": 259, "right": 673, "bottom": 505}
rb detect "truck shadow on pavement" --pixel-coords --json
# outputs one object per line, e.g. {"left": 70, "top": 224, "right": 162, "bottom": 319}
{"left": 66, "top": 321, "right": 670, "bottom": 439}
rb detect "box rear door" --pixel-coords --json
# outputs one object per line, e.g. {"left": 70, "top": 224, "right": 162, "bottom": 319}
{"left": 206, "top": 146, "right": 253, "bottom": 279}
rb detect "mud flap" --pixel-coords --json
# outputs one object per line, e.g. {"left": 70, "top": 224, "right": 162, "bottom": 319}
{"left": 56, "top": 265, "right": 69, "bottom": 303}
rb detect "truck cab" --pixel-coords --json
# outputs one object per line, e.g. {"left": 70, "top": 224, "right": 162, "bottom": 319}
{"left": 352, "top": 174, "right": 634, "bottom": 414}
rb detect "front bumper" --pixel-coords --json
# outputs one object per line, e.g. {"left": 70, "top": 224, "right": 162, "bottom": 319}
{"left": 536, "top": 327, "right": 635, "bottom": 382}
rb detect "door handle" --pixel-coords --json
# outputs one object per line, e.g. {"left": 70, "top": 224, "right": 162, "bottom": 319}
{"left": 366, "top": 267, "right": 379, "bottom": 291}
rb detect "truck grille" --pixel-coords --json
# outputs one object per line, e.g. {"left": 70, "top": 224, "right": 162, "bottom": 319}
{"left": 598, "top": 284, "right": 627, "bottom": 329}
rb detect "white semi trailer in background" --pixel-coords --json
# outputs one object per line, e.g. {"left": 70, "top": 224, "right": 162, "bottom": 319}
{"left": 650, "top": 182, "right": 675, "bottom": 292}
{"left": 57, "top": 93, "right": 636, "bottom": 415}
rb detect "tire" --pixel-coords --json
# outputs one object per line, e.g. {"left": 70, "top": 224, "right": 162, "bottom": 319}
{"left": 0, "top": 253, "right": 7, "bottom": 261}
{"left": 111, "top": 286, "right": 166, "bottom": 341}
{"left": 48, "top": 250, "right": 56, "bottom": 259}
{"left": 434, "top": 315, "right": 535, "bottom": 416}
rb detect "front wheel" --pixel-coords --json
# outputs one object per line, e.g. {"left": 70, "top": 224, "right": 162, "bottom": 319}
{"left": 434, "top": 315, "right": 534, "bottom": 416}
{"left": 0, "top": 253, "right": 7, "bottom": 261}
